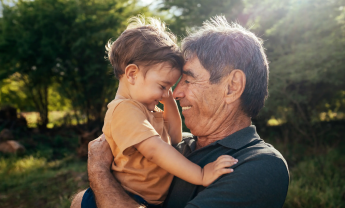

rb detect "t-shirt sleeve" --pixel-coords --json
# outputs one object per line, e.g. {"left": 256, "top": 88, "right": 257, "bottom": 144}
{"left": 185, "top": 155, "right": 289, "bottom": 208}
{"left": 111, "top": 100, "right": 159, "bottom": 154}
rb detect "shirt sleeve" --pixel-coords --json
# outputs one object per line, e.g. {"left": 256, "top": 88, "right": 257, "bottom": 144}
{"left": 185, "top": 155, "right": 289, "bottom": 208}
{"left": 111, "top": 100, "right": 159, "bottom": 154}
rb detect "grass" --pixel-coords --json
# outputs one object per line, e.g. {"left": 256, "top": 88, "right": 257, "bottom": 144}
{"left": 0, "top": 128, "right": 89, "bottom": 208}
{"left": 284, "top": 148, "right": 345, "bottom": 208}
{"left": 0, "top": 154, "right": 88, "bottom": 208}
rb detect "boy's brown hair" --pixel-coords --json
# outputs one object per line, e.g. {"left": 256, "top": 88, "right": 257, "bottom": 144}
{"left": 106, "top": 16, "right": 184, "bottom": 79}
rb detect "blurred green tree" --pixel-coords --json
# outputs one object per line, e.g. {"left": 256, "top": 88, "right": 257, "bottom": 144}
{"left": 160, "top": 0, "right": 244, "bottom": 37}
{"left": 244, "top": 0, "right": 345, "bottom": 143}
{"left": 0, "top": 0, "right": 149, "bottom": 128}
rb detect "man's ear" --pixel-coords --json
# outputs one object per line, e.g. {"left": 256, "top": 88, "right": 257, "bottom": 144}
{"left": 125, "top": 64, "right": 139, "bottom": 85}
{"left": 224, "top": 69, "right": 246, "bottom": 104}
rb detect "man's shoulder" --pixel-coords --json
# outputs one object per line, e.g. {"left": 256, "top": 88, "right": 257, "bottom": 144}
{"left": 175, "top": 131, "right": 289, "bottom": 170}
{"left": 238, "top": 138, "right": 289, "bottom": 172}
{"left": 202, "top": 139, "right": 289, "bottom": 208}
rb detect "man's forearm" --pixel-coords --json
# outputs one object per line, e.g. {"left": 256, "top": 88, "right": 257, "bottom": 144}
{"left": 87, "top": 135, "right": 144, "bottom": 208}
{"left": 89, "top": 169, "right": 141, "bottom": 208}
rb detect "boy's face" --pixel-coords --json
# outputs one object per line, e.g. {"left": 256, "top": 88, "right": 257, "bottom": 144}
{"left": 132, "top": 62, "right": 181, "bottom": 111}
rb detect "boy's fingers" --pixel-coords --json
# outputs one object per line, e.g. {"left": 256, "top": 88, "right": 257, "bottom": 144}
{"left": 216, "top": 155, "right": 233, "bottom": 161}
{"left": 216, "top": 168, "right": 233, "bottom": 176}
{"left": 217, "top": 158, "right": 238, "bottom": 165}
{"left": 217, "top": 155, "right": 237, "bottom": 162}
{"left": 216, "top": 161, "right": 237, "bottom": 169}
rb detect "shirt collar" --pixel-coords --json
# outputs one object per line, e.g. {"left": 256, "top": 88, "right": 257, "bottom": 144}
{"left": 182, "top": 125, "right": 260, "bottom": 152}
{"left": 216, "top": 125, "right": 261, "bottom": 149}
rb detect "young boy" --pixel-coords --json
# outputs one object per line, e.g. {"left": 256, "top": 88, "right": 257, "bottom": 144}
{"left": 87, "top": 16, "right": 237, "bottom": 208}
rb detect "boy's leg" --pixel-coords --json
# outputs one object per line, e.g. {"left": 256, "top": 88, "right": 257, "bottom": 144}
{"left": 76, "top": 187, "right": 161, "bottom": 208}
{"left": 126, "top": 192, "right": 162, "bottom": 208}
{"left": 80, "top": 188, "right": 97, "bottom": 208}
{"left": 71, "top": 189, "right": 86, "bottom": 208}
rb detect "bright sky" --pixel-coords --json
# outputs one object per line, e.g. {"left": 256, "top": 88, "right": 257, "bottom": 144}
{"left": 138, "top": 0, "right": 162, "bottom": 10}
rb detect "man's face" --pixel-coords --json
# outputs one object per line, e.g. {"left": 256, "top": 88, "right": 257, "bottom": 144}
{"left": 173, "top": 56, "right": 226, "bottom": 136}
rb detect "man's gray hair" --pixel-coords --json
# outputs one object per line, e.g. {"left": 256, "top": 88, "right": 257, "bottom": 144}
{"left": 182, "top": 16, "right": 269, "bottom": 118}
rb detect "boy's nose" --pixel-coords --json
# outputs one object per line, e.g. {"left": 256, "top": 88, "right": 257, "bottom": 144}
{"left": 162, "top": 90, "right": 169, "bottom": 98}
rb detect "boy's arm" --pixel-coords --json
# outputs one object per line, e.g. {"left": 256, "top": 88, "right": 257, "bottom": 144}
{"left": 161, "top": 89, "right": 182, "bottom": 145}
{"left": 134, "top": 135, "right": 237, "bottom": 186}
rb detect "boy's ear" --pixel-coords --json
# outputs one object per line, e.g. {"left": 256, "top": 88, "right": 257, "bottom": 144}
{"left": 224, "top": 69, "right": 246, "bottom": 104}
{"left": 125, "top": 64, "right": 139, "bottom": 85}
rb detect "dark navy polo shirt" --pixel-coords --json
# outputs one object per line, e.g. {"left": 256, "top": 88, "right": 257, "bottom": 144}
{"left": 163, "top": 125, "right": 289, "bottom": 208}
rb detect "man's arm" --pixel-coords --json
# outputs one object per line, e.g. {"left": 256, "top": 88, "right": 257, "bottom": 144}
{"left": 87, "top": 135, "right": 144, "bottom": 208}
{"left": 184, "top": 155, "right": 289, "bottom": 208}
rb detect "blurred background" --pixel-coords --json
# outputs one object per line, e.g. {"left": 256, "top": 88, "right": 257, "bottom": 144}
{"left": 0, "top": 0, "right": 344, "bottom": 207}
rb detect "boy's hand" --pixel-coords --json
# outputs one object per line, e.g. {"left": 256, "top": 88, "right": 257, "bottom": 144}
{"left": 159, "top": 88, "right": 174, "bottom": 105}
{"left": 202, "top": 155, "right": 238, "bottom": 187}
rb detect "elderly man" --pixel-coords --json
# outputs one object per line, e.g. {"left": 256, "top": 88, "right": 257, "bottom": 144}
{"left": 71, "top": 16, "right": 289, "bottom": 208}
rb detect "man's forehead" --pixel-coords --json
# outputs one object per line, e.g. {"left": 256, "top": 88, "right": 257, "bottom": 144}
{"left": 182, "top": 69, "right": 196, "bottom": 78}
{"left": 182, "top": 56, "right": 209, "bottom": 79}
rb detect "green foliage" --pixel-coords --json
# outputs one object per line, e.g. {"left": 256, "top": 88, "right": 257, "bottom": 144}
{"left": 161, "top": 0, "right": 244, "bottom": 37}
{"left": 0, "top": 74, "right": 72, "bottom": 112}
{"left": 0, "top": 74, "right": 36, "bottom": 111}
{"left": 0, "top": 0, "right": 150, "bottom": 128}
{"left": 244, "top": 0, "right": 345, "bottom": 143}
{"left": 0, "top": 0, "right": 85, "bottom": 126}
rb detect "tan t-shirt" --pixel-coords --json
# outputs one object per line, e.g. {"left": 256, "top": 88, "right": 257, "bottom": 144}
{"left": 102, "top": 98, "right": 174, "bottom": 205}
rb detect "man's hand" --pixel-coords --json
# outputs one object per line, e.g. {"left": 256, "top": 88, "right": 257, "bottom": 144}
{"left": 202, "top": 155, "right": 237, "bottom": 187}
{"left": 88, "top": 134, "right": 113, "bottom": 175}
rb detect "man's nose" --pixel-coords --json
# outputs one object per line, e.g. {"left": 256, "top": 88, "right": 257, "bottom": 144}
{"left": 173, "top": 81, "right": 184, "bottom": 101}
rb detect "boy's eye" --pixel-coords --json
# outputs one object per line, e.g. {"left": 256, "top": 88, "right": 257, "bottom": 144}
{"left": 160, "top": 85, "right": 166, "bottom": 90}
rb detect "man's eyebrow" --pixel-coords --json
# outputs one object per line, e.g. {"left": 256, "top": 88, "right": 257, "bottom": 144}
{"left": 182, "top": 70, "right": 196, "bottom": 78}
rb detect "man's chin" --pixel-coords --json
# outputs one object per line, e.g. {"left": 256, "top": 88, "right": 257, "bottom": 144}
{"left": 184, "top": 118, "right": 199, "bottom": 135}
{"left": 184, "top": 118, "right": 192, "bottom": 129}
